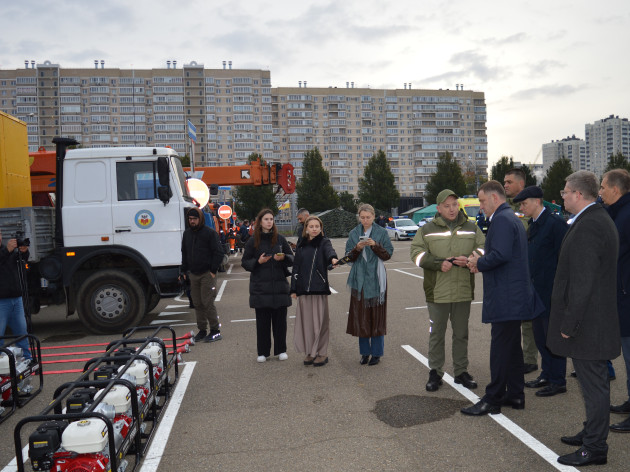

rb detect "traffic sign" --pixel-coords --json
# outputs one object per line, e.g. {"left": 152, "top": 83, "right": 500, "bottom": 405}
{"left": 217, "top": 205, "right": 233, "bottom": 220}
{"left": 187, "top": 120, "right": 197, "bottom": 142}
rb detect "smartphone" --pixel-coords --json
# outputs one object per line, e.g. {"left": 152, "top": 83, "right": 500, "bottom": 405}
{"left": 276, "top": 253, "right": 284, "bottom": 257}
{"left": 264, "top": 253, "right": 274, "bottom": 257}
{"left": 359, "top": 236, "right": 368, "bottom": 241}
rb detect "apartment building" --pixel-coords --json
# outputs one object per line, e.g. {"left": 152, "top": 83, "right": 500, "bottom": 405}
{"left": 273, "top": 85, "right": 487, "bottom": 197}
{"left": 542, "top": 135, "right": 586, "bottom": 173}
{"left": 585, "top": 115, "right": 630, "bottom": 177}
{"left": 0, "top": 61, "right": 487, "bottom": 198}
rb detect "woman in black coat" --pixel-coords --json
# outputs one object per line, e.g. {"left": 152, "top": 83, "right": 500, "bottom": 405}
{"left": 242, "top": 209, "right": 294, "bottom": 363}
{"left": 290, "top": 216, "right": 338, "bottom": 367}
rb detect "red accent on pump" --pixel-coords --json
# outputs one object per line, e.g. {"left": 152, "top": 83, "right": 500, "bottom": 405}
{"left": 277, "top": 164, "right": 295, "bottom": 194}
{"left": 52, "top": 451, "right": 110, "bottom": 472}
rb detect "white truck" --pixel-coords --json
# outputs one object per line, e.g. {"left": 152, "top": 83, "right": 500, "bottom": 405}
{"left": 1, "top": 137, "right": 196, "bottom": 333}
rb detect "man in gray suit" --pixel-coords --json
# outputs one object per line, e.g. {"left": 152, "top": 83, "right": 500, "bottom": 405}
{"left": 548, "top": 171, "right": 620, "bottom": 467}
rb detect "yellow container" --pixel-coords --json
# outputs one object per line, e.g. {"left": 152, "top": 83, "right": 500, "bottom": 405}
{"left": 0, "top": 111, "right": 32, "bottom": 208}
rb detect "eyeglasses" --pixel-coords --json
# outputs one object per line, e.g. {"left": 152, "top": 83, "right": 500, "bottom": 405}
{"left": 559, "top": 189, "right": 577, "bottom": 198}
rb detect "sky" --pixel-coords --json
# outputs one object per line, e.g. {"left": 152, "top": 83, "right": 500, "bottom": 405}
{"left": 2, "top": 0, "right": 629, "bottom": 168}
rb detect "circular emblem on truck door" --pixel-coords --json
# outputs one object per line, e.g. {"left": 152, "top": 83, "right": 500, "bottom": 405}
{"left": 134, "top": 210, "right": 155, "bottom": 229}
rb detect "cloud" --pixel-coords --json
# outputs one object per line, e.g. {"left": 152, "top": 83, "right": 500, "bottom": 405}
{"left": 483, "top": 32, "right": 528, "bottom": 46}
{"left": 526, "top": 59, "right": 565, "bottom": 77}
{"left": 510, "top": 84, "right": 584, "bottom": 101}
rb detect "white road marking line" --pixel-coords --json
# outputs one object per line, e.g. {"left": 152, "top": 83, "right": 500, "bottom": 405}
{"left": 165, "top": 304, "right": 189, "bottom": 309}
{"left": 158, "top": 311, "right": 189, "bottom": 316}
{"left": 1, "top": 445, "right": 29, "bottom": 472}
{"left": 139, "top": 361, "right": 196, "bottom": 472}
{"left": 393, "top": 268, "right": 424, "bottom": 279}
{"left": 215, "top": 280, "right": 228, "bottom": 302}
{"left": 150, "top": 319, "right": 185, "bottom": 325}
{"left": 227, "top": 264, "right": 234, "bottom": 274}
{"left": 401, "top": 345, "right": 577, "bottom": 472}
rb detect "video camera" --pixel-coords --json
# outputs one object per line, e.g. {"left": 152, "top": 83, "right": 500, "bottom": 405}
{"left": 15, "top": 231, "right": 30, "bottom": 247}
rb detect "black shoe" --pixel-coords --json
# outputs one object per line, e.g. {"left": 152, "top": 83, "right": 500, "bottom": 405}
{"left": 570, "top": 370, "right": 577, "bottom": 377}
{"left": 461, "top": 401, "right": 501, "bottom": 416}
{"left": 525, "top": 376, "right": 549, "bottom": 388}
{"left": 610, "top": 416, "right": 630, "bottom": 433}
{"left": 535, "top": 384, "right": 567, "bottom": 397}
{"left": 313, "top": 356, "right": 329, "bottom": 367}
{"left": 360, "top": 355, "right": 370, "bottom": 365}
{"left": 368, "top": 356, "right": 380, "bottom": 366}
{"left": 454, "top": 372, "right": 478, "bottom": 389}
{"left": 193, "top": 330, "right": 207, "bottom": 342}
{"left": 557, "top": 447, "right": 607, "bottom": 466}
{"left": 560, "top": 431, "right": 585, "bottom": 446}
{"left": 523, "top": 363, "right": 538, "bottom": 374}
{"left": 426, "top": 369, "right": 443, "bottom": 392}
{"left": 610, "top": 400, "right": 630, "bottom": 414}
{"left": 204, "top": 330, "right": 222, "bottom": 343}
{"left": 501, "top": 397, "right": 525, "bottom": 410}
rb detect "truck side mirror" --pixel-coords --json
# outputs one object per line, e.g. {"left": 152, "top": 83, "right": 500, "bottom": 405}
{"left": 209, "top": 184, "right": 219, "bottom": 195}
{"left": 157, "top": 157, "right": 172, "bottom": 204}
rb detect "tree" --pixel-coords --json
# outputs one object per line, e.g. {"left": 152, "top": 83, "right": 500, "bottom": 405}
{"left": 463, "top": 170, "right": 488, "bottom": 195}
{"left": 541, "top": 158, "right": 573, "bottom": 206}
{"left": 295, "top": 148, "right": 339, "bottom": 212}
{"left": 179, "top": 153, "right": 191, "bottom": 167}
{"left": 233, "top": 153, "right": 279, "bottom": 220}
{"left": 338, "top": 190, "right": 358, "bottom": 213}
{"left": 604, "top": 151, "right": 630, "bottom": 173}
{"left": 424, "top": 152, "right": 466, "bottom": 204}
{"left": 357, "top": 150, "right": 400, "bottom": 211}
{"left": 521, "top": 164, "right": 538, "bottom": 187}
{"left": 490, "top": 155, "right": 515, "bottom": 183}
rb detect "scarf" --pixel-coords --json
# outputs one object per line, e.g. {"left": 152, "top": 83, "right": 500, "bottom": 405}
{"left": 345, "top": 222, "right": 392, "bottom": 306}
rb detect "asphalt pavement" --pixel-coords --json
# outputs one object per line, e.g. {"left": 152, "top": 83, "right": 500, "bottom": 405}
{"left": 2, "top": 238, "right": 629, "bottom": 471}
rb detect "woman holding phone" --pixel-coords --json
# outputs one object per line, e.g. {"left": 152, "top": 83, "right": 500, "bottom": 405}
{"left": 242, "top": 208, "right": 294, "bottom": 363}
{"left": 345, "top": 203, "right": 394, "bottom": 365}
{"left": 291, "top": 216, "right": 338, "bottom": 367}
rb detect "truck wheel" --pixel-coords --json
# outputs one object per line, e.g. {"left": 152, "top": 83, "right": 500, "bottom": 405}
{"left": 145, "top": 291, "right": 161, "bottom": 314}
{"left": 76, "top": 270, "right": 146, "bottom": 334}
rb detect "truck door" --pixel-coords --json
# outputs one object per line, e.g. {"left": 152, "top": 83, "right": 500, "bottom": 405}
{"left": 111, "top": 159, "right": 182, "bottom": 266}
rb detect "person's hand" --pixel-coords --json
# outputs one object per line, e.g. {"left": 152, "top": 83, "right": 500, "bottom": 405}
{"left": 210, "top": 272, "right": 216, "bottom": 278}
{"left": 451, "top": 255, "right": 468, "bottom": 267}
{"left": 330, "top": 258, "right": 338, "bottom": 269}
{"left": 467, "top": 251, "right": 481, "bottom": 271}
{"left": 561, "top": 333, "right": 570, "bottom": 339}
{"left": 258, "top": 253, "right": 272, "bottom": 264}
{"left": 179, "top": 273, "right": 186, "bottom": 281}
{"left": 291, "top": 293, "right": 297, "bottom": 299}
{"left": 273, "top": 253, "right": 285, "bottom": 261}
{"left": 366, "top": 238, "right": 376, "bottom": 247}
{"left": 7, "top": 239, "right": 17, "bottom": 252}
{"left": 440, "top": 260, "right": 453, "bottom": 272}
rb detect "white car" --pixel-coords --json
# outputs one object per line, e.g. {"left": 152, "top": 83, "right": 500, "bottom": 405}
{"left": 386, "top": 218, "right": 420, "bottom": 240}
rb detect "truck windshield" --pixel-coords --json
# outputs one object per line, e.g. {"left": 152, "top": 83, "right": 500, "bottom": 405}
{"left": 172, "top": 157, "right": 192, "bottom": 201}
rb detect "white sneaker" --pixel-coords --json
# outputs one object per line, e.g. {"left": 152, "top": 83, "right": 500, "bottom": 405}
{"left": 257, "top": 355, "right": 266, "bottom": 363}
{"left": 278, "top": 352, "right": 288, "bottom": 361}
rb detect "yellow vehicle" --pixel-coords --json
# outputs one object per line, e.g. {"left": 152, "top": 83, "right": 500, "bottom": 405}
{"left": 458, "top": 196, "right": 481, "bottom": 222}
{"left": 0, "top": 111, "right": 31, "bottom": 208}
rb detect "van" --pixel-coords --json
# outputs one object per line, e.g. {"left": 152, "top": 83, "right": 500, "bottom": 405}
{"left": 458, "top": 196, "right": 481, "bottom": 222}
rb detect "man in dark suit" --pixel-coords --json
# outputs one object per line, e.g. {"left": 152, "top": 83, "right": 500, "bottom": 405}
{"left": 599, "top": 169, "right": 630, "bottom": 432}
{"left": 462, "top": 180, "right": 543, "bottom": 416}
{"left": 548, "top": 171, "right": 620, "bottom": 467}
{"left": 513, "top": 186, "right": 568, "bottom": 397}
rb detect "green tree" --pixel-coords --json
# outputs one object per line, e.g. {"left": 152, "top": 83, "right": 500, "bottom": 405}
{"left": 521, "top": 164, "right": 538, "bottom": 187}
{"left": 179, "top": 153, "right": 191, "bottom": 167}
{"left": 338, "top": 190, "right": 358, "bottom": 213}
{"left": 490, "top": 155, "right": 515, "bottom": 183}
{"left": 541, "top": 158, "right": 573, "bottom": 206}
{"left": 424, "top": 152, "right": 466, "bottom": 204}
{"left": 604, "top": 151, "right": 630, "bottom": 173}
{"left": 233, "top": 153, "right": 279, "bottom": 220}
{"left": 357, "top": 150, "right": 400, "bottom": 211}
{"left": 295, "top": 148, "right": 339, "bottom": 212}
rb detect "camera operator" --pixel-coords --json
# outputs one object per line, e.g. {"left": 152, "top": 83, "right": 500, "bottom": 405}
{"left": 0, "top": 229, "right": 32, "bottom": 359}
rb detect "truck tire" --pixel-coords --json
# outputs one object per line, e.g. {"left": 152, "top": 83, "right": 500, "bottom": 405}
{"left": 145, "top": 290, "right": 161, "bottom": 314}
{"left": 76, "top": 270, "right": 146, "bottom": 334}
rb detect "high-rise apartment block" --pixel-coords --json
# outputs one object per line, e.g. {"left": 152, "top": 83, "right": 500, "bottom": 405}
{"left": 585, "top": 115, "right": 630, "bottom": 177}
{"left": 542, "top": 135, "right": 586, "bottom": 173}
{"left": 0, "top": 61, "right": 487, "bottom": 198}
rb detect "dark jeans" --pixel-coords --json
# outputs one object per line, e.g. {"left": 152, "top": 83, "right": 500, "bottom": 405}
{"left": 255, "top": 307, "right": 287, "bottom": 357}
{"left": 532, "top": 315, "right": 567, "bottom": 386}
{"left": 483, "top": 320, "right": 524, "bottom": 406}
